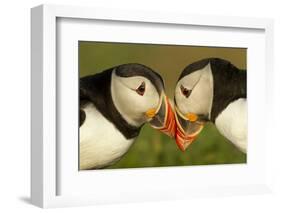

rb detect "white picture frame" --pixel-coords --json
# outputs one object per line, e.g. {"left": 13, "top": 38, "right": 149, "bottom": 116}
{"left": 31, "top": 4, "right": 274, "bottom": 208}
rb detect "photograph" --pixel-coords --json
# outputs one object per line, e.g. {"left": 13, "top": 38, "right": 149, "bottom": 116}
{"left": 27, "top": 3, "right": 276, "bottom": 209}
{"left": 79, "top": 41, "right": 247, "bottom": 170}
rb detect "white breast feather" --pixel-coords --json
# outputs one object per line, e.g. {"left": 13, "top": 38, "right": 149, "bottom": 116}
{"left": 80, "top": 104, "right": 135, "bottom": 169}
{"left": 215, "top": 98, "right": 247, "bottom": 153}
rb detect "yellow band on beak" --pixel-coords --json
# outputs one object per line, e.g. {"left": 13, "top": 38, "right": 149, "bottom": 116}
{"left": 146, "top": 108, "right": 157, "bottom": 118}
{"left": 185, "top": 112, "right": 198, "bottom": 122}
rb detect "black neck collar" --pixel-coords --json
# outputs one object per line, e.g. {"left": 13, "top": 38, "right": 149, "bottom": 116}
{"left": 209, "top": 59, "right": 246, "bottom": 122}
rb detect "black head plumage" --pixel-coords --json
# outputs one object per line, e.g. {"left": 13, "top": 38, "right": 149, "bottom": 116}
{"left": 178, "top": 58, "right": 247, "bottom": 122}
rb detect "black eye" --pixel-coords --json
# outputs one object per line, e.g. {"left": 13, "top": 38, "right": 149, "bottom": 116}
{"left": 136, "top": 82, "right": 145, "bottom": 96}
{"left": 180, "top": 85, "right": 191, "bottom": 98}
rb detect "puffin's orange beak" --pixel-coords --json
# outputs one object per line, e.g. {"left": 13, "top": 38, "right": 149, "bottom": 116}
{"left": 174, "top": 107, "right": 205, "bottom": 151}
{"left": 149, "top": 95, "right": 176, "bottom": 138}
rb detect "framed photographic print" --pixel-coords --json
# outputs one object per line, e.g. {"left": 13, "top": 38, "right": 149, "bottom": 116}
{"left": 31, "top": 4, "right": 274, "bottom": 208}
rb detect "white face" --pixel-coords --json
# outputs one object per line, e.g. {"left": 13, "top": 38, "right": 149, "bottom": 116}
{"left": 111, "top": 70, "right": 160, "bottom": 126}
{"left": 175, "top": 63, "right": 214, "bottom": 118}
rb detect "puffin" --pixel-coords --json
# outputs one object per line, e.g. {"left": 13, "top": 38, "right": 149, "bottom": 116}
{"left": 80, "top": 63, "right": 175, "bottom": 169}
{"left": 173, "top": 58, "right": 247, "bottom": 153}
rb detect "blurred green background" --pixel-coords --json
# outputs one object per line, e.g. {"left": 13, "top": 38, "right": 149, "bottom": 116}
{"left": 79, "top": 41, "right": 247, "bottom": 169}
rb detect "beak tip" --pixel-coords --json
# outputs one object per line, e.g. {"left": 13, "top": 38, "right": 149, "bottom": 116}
{"left": 175, "top": 140, "right": 185, "bottom": 152}
{"left": 175, "top": 133, "right": 194, "bottom": 152}
{"left": 178, "top": 146, "right": 186, "bottom": 152}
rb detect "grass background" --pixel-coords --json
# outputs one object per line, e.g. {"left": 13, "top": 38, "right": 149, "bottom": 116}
{"left": 79, "top": 41, "right": 247, "bottom": 169}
